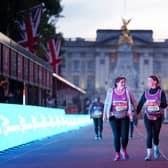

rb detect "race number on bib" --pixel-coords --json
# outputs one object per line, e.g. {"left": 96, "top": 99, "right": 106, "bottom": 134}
{"left": 114, "top": 101, "right": 128, "bottom": 112}
{"left": 147, "top": 101, "right": 160, "bottom": 112}
{"left": 93, "top": 110, "right": 102, "bottom": 118}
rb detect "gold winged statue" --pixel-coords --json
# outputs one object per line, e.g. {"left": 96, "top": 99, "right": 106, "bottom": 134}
{"left": 118, "top": 18, "right": 134, "bottom": 47}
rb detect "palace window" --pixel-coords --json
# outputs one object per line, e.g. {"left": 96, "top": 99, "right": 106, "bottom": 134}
{"left": 154, "top": 61, "right": 161, "bottom": 73}
{"left": 86, "top": 78, "right": 94, "bottom": 90}
{"left": 87, "top": 60, "right": 93, "bottom": 72}
{"left": 100, "top": 59, "right": 105, "bottom": 64}
{"left": 73, "top": 76, "right": 80, "bottom": 87}
{"left": 72, "top": 60, "right": 80, "bottom": 72}
{"left": 144, "top": 59, "right": 149, "bottom": 65}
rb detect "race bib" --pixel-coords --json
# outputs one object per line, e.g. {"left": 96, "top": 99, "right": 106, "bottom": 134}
{"left": 113, "top": 101, "right": 128, "bottom": 112}
{"left": 93, "top": 110, "right": 102, "bottom": 118}
{"left": 147, "top": 101, "right": 160, "bottom": 112}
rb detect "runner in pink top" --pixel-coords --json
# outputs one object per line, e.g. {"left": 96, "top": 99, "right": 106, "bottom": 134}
{"left": 104, "top": 76, "right": 137, "bottom": 161}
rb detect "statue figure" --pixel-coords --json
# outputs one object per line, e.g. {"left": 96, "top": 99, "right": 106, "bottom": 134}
{"left": 121, "top": 18, "right": 131, "bottom": 34}
{"left": 118, "top": 18, "right": 134, "bottom": 47}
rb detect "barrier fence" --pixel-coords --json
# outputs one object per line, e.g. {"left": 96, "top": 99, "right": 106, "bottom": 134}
{"left": 0, "top": 103, "right": 92, "bottom": 152}
{"left": 164, "top": 108, "right": 168, "bottom": 123}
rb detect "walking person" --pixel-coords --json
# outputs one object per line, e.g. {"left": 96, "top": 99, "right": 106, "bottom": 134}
{"left": 89, "top": 97, "right": 104, "bottom": 140}
{"left": 0, "top": 79, "right": 8, "bottom": 103}
{"left": 137, "top": 75, "right": 167, "bottom": 161}
{"left": 129, "top": 93, "right": 138, "bottom": 139}
{"left": 103, "top": 76, "right": 136, "bottom": 161}
{"left": 0, "top": 80, "right": 5, "bottom": 103}
{"left": 129, "top": 113, "right": 138, "bottom": 139}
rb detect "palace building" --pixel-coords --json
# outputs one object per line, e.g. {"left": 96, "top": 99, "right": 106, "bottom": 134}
{"left": 61, "top": 29, "right": 168, "bottom": 101}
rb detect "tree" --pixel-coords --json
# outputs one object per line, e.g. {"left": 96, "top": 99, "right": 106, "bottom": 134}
{"left": 0, "top": 0, "right": 24, "bottom": 35}
{"left": 0, "top": 0, "right": 62, "bottom": 34}
{"left": 0, "top": 0, "right": 63, "bottom": 59}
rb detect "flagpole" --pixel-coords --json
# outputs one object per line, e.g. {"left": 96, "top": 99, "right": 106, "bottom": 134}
{"left": 123, "top": 0, "right": 127, "bottom": 18}
{"left": 23, "top": 82, "right": 26, "bottom": 105}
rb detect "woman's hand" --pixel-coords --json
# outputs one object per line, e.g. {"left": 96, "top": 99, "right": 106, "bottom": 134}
{"left": 127, "top": 110, "right": 133, "bottom": 121}
{"left": 103, "top": 113, "right": 107, "bottom": 121}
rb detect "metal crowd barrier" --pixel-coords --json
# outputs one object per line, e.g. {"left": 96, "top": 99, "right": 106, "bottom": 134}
{"left": 164, "top": 108, "right": 168, "bottom": 123}
{"left": 0, "top": 103, "right": 92, "bottom": 152}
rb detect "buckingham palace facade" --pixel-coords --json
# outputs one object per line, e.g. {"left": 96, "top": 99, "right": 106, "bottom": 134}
{"left": 61, "top": 29, "right": 168, "bottom": 102}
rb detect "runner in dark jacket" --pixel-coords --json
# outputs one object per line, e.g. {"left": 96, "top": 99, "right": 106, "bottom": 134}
{"left": 137, "top": 75, "right": 167, "bottom": 161}
{"left": 89, "top": 97, "right": 104, "bottom": 140}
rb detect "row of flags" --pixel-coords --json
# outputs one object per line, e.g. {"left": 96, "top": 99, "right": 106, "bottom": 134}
{"left": 16, "top": 4, "right": 62, "bottom": 74}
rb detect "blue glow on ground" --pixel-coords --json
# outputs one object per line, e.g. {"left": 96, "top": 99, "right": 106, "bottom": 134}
{"left": 0, "top": 103, "right": 92, "bottom": 152}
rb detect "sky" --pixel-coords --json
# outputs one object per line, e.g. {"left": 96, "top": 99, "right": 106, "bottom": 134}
{"left": 57, "top": 0, "right": 168, "bottom": 40}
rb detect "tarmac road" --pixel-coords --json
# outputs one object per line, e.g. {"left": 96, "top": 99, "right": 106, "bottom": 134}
{"left": 0, "top": 120, "right": 167, "bottom": 168}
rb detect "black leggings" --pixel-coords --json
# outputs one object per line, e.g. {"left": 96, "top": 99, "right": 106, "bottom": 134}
{"left": 93, "top": 118, "right": 103, "bottom": 136}
{"left": 144, "top": 114, "right": 162, "bottom": 148}
{"left": 109, "top": 116, "right": 130, "bottom": 152}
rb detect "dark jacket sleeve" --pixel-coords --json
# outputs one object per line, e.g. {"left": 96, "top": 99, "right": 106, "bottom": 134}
{"left": 160, "top": 90, "right": 167, "bottom": 108}
{"left": 137, "top": 92, "right": 146, "bottom": 114}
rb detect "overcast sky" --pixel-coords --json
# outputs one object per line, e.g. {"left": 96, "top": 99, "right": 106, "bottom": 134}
{"left": 57, "top": 0, "right": 168, "bottom": 40}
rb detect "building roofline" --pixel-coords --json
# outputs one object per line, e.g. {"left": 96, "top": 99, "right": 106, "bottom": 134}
{"left": 0, "top": 32, "right": 51, "bottom": 70}
{"left": 52, "top": 73, "right": 86, "bottom": 94}
{"left": 96, "top": 29, "right": 153, "bottom": 33}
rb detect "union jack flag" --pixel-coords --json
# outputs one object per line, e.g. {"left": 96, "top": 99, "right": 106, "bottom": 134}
{"left": 46, "top": 36, "right": 62, "bottom": 74}
{"left": 16, "top": 5, "right": 42, "bottom": 53}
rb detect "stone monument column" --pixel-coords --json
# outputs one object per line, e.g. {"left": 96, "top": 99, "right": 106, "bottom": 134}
{"left": 111, "top": 19, "right": 138, "bottom": 97}
{"left": 112, "top": 43, "right": 138, "bottom": 93}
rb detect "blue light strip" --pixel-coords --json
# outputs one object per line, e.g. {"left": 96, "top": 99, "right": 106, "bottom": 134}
{"left": 0, "top": 103, "right": 92, "bottom": 152}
